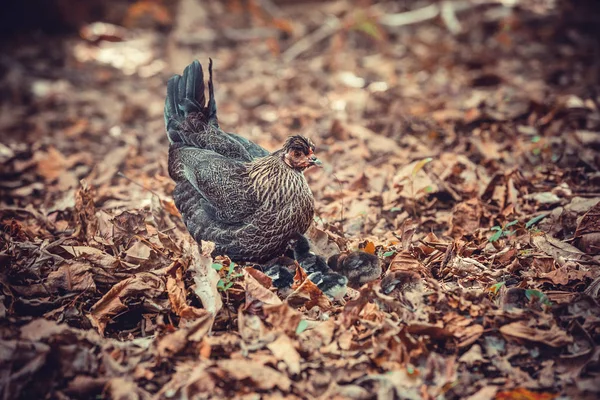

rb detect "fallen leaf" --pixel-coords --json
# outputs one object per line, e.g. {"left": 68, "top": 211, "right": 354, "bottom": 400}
{"left": 499, "top": 321, "right": 572, "bottom": 347}
{"left": 88, "top": 272, "right": 165, "bottom": 335}
{"left": 188, "top": 241, "right": 222, "bottom": 316}
{"left": 166, "top": 264, "right": 208, "bottom": 322}
{"left": 267, "top": 334, "right": 302, "bottom": 375}
{"left": 217, "top": 359, "right": 292, "bottom": 391}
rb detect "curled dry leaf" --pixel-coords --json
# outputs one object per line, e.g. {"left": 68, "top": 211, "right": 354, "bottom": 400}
{"left": 245, "top": 266, "right": 273, "bottom": 289}
{"left": 287, "top": 264, "right": 332, "bottom": 311}
{"left": 306, "top": 225, "right": 343, "bottom": 260}
{"left": 243, "top": 267, "right": 282, "bottom": 308}
{"left": 187, "top": 241, "right": 222, "bottom": 316}
{"left": 88, "top": 272, "right": 165, "bottom": 335}
{"left": 166, "top": 263, "right": 207, "bottom": 323}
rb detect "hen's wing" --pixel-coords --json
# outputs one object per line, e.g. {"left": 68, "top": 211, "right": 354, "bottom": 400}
{"left": 169, "top": 145, "right": 260, "bottom": 224}
{"left": 225, "top": 132, "right": 270, "bottom": 159}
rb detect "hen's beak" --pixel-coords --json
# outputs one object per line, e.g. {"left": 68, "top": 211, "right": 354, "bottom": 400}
{"left": 308, "top": 155, "right": 323, "bottom": 167}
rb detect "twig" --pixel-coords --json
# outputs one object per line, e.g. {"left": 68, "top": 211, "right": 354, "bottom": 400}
{"left": 282, "top": 16, "right": 341, "bottom": 62}
{"left": 222, "top": 27, "right": 280, "bottom": 41}
{"left": 117, "top": 171, "right": 163, "bottom": 200}
{"left": 441, "top": 1, "right": 462, "bottom": 34}
{"left": 378, "top": 0, "right": 509, "bottom": 33}
{"left": 378, "top": 3, "right": 440, "bottom": 27}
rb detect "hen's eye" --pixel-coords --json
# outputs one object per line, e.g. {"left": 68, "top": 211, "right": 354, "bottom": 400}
{"left": 292, "top": 150, "right": 302, "bottom": 157}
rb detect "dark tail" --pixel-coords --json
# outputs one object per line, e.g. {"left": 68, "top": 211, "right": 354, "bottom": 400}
{"left": 164, "top": 59, "right": 217, "bottom": 144}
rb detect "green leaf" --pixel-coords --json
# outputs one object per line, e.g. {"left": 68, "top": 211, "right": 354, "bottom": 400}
{"left": 227, "top": 262, "right": 236, "bottom": 277}
{"left": 525, "top": 213, "right": 548, "bottom": 229}
{"left": 525, "top": 289, "right": 552, "bottom": 306}
{"left": 224, "top": 281, "right": 234, "bottom": 290}
{"left": 489, "top": 230, "right": 503, "bottom": 242}
{"left": 212, "top": 263, "right": 223, "bottom": 271}
{"left": 531, "top": 135, "right": 541, "bottom": 143}
{"left": 489, "top": 281, "right": 505, "bottom": 295}
{"left": 505, "top": 219, "right": 519, "bottom": 228}
{"left": 491, "top": 226, "right": 502, "bottom": 231}
{"left": 355, "top": 20, "right": 384, "bottom": 41}
{"left": 412, "top": 157, "right": 433, "bottom": 178}
{"left": 217, "top": 279, "right": 225, "bottom": 291}
{"left": 295, "top": 320, "right": 309, "bottom": 335}
{"left": 382, "top": 251, "right": 396, "bottom": 258}
{"left": 390, "top": 207, "right": 402, "bottom": 212}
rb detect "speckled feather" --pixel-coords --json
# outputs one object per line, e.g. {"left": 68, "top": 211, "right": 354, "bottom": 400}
{"left": 165, "top": 60, "right": 315, "bottom": 262}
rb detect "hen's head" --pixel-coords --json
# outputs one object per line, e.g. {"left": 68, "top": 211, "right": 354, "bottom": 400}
{"left": 282, "top": 135, "right": 322, "bottom": 170}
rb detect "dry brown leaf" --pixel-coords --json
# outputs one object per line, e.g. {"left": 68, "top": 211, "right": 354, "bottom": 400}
{"left": 245, "top": 266, "right": 273, "bottom": 289}
{"left": 574, "top": 201, "right": 600, "bottom": 254}
{"left": 387, "top": 250, "right": 430, "bottom": 277}
{"left": 188, "top": 242, "right": 222, "bottom": 316}
{"left": 362, "top": 240, "right": 376, "bottom": 255}
{"left": 105, "top": 377, "right": 150, "bottom": 400}
{"left": 45, "top": 261, "right": 96, "bottom": 293}
{"left": 306, "top": 226, "right": 342, "bottom": 260}
{"left": 499, "top": 321, "right": 573, "bottom": 347}
{"left": 88, "top": 272, "right": 164, "bottom": 335}
{"left": 393, "top": 160, "right": 438, "bottom": 200}
{"left": 267, "top": 334, "right": 302, "bottom": 375}
{"left": 166, "top": 264, "right": 207, "bottom": 322}
{"left": 531, "top": 234, "right": 585, "bottom": 265}
{"left": 263, "top": 303, "right": 303, "bottom": 337}
{"left": 243, "top": 268, "right": 282, "bottom": 307}
{"left": 217, "top": 359, "right": 292, "bottom": 391}
{"left": 287, "top": 265, "right": 332, "bottom": 311}
{"left": 156, "top": 313, "right": 213, "bottom": 357}
{"left": 448, "top": 197, "right": 483, "bottom": 238}
{"left": 20, "top": 319, "right": 69, "bottom": 341}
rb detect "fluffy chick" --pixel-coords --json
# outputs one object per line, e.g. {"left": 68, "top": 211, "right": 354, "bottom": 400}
{"left": 328, "top": 251, "right": 382, "bottom": 288}
{"left": 292, "top": 234, "right": 330, "bottom": 275}
{"left": 308, "top": 271, "right": 348, "bottom": 301}
{"left": 262, "top": 256, "right": 296, "bottom": 293}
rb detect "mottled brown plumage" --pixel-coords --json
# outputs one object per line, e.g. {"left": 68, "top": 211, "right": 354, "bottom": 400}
{"left": 164, "top": 60, "right": 320, "bottom": 262}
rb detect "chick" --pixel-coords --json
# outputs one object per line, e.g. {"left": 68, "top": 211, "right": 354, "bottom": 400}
{"left": 308, "top": 271, "right": 348, "bottom": 301}
{"left": 328, "top": 251, "right": 381, "bottom": 288}
{"left": 262, "top": 256, "right": 296, "bottom": 293}
{"left": 292, "top": 234, "right": 330, "bottom": 275}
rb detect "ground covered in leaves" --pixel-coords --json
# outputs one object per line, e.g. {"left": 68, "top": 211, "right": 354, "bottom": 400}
{"left": 1, "top": 0, "right": 600, "bottom": 399}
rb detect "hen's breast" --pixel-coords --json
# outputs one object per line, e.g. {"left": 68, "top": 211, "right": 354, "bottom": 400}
{"left": 249, "top": 159, "right": 314, "bottom": 241}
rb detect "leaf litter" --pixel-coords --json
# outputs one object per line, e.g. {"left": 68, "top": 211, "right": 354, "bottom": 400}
{"left": 1, "top": 0, "right": 600, "bottom": 399}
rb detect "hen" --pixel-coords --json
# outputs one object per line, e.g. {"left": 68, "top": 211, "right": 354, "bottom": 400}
{"left": 164, "top": 60, "right": 321, "bottom": 262}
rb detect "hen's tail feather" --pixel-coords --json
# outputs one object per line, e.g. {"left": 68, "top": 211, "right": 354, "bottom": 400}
{"left": 165, "top": 59, "right": 217, "bottom": 144}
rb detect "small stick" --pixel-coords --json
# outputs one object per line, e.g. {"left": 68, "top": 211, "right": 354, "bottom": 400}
{"left": 282, "top": 17, "right": 341, "bottom": 62}
{"left": 117, "top": 171, "right": 163, "bottom": 200}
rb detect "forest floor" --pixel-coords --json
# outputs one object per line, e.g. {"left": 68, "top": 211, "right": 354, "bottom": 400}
{"left": 1, "top": 0, "right": 599, "bottom": 399}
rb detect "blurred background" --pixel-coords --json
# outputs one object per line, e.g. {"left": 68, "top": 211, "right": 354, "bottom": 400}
{"left": 1, "top": 0, "right": 599, "bottom": 243}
